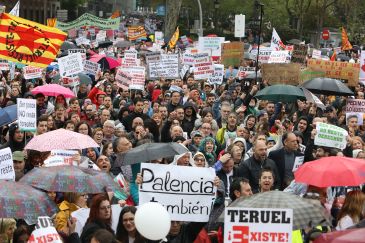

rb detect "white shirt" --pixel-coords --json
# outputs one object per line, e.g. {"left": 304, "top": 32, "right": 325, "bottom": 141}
{"left": 336, "top": 215, "right": 355, "bottom": 230}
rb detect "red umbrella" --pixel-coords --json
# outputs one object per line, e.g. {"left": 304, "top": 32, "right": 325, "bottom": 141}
{"left": 294, "top": 157, "right": 365, "bottom": 187}
{"left": 31, "top": 84, "right": 75, "bottom": 98}
{"left": 89, "top": 54, "right": 120, "bottom": 70}
{"left": 314, "top": 228, "right": 365, "bottom": 243}
{"left": 25, "top": 128, "right": 99, "bottom": 152}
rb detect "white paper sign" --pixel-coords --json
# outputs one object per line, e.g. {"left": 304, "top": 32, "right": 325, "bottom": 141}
{"left": 224, "top": 208, "right": 293, "bottom": 243}
{"left": 83, "top": 60, "right": 100, "bottom": 75}
{"left": 250, "top": 47, "right": 272, "bottom": 64}
{"left": 58, "top": 53, "right": 84, "bottom": 77}
{"left": 268, "top": 50, "right": 289, "bottom": 63}
{"left": 315, "top": 122, "right": 348, "bottom": 149}
{"left": 155, "top": 31, "right": 164, "bottom": 45}
{"left": 27, "top": 216, "right": 62, "bottom": 243}
{"left": 148, "top": 54, "right": 179, "bottom": 79}
{"left": 0, "top": 59, "right": 9, "bottom": 70}
{"left": 0, "top": 147, "right": 15, "bottom": 181}
{"left": 75, "top": 36, "right": 90, "bottom": 46}
{"left": 139, "top": 163, "right": 217, "bottom": 222}
{"left": 235, "top": 14, "right": 246, "bottom": 38}
{"left": 346, "top": 99, "right": 365, "bottom": 113}
{"left": 51, "top": 149, "right": 78, "bottom": 165}
{"left": 180, "top": 64, "right": 190, "bottom": 79}
{"left": 183, "top": 53, "right": 195, "bottom": 66}
{"left": 115, "top": 68, "right": 132, "bottom": 90}
{"left": 312, "top": 49, "right": 322, "bottom": 59}
{"left": 198, "top": 37, "right": 225, "bottom": 57}
{"left": 43, "top": 156, "right": 68, "bottom": 167}
{"left": 145, "top": 52, "right": 161, "bottom": 64}
{"left": 121, "top": 66, "right": 145, "bottom": 90}
{"left": 68, "top": 49, "right": 87, "bottom": 62}
{"left": 122, "top": 50, "right": 138, "bottom": 67}
{"left": 17, "top": 98, "right": 36, "bottom": 132}
{"left": 23, "top": 66, "right": 43, "bottom": 79}
{"left": 193, "top": 53, "right": 214, "bottom": 80}
{"left": 208, "top": 64, "right": 224, "bottom": 85}
{"left": 292, "top": 156, "right": 304, "bottom": 172}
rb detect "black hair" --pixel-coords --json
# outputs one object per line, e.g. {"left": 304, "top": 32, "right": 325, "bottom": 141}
{"left": 116, "top": 206, "right": 145, "bottom": 243}
{"left": 229, "top": 177, "right": 250, "bottom": 201}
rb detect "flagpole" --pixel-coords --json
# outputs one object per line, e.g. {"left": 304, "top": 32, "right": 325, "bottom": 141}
{"left": 255, "top": 1, "right": 264, "bottom": 85}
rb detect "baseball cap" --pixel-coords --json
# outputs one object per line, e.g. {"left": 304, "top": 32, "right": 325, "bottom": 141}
{"left": 12, "top": 151, "right": 24, "bottom": 162}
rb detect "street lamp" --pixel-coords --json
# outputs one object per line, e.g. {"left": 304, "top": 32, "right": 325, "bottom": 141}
{"left": 254, "top": 1, "right": 264, "bottom": 84}
{"left": 214, "top": 0, "right": 220, "bottom": 30}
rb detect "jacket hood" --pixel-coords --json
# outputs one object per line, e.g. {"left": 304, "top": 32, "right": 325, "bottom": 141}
{"left": 171, "top": 151, "right": 194, "bottom": 166}
{"left": 192, "top": 152, "right": 208, "bottom": 167}
{"left": 183, "top": 101, "right": 197, "bottom": 118}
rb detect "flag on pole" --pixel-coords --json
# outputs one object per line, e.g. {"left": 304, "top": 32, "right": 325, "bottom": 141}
{"left": 0, "top": 13, "right": 67, "bottom": 68}
{"left": 9, "top": 1, "right": 19, "bottom": 17}
{"left": 270, "top": 28, "right": 286, "bottom": 51}
{"left": 341, "top": 27, "right": 353, "bottom": 51}
{"left": 127, "top": 26, "right": 147, "bottom": 41}
{"left": 47, "top": 18, "right": 57, "bottom": 27}
{"left": 110, "top": 10, "right": 121, "bottom": 19}
{"left": 168, "top": 26, "right": 179, "bottom": 49}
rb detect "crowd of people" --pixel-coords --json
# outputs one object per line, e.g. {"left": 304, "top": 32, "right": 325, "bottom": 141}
{"left": 1, "top": 21, "right": 365, "bottom": 243}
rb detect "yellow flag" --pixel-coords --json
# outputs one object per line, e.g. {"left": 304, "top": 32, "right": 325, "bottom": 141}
{"left": 341, "top": 27, "right": 353, "bottom": 51}
{"left": 168, "top": 26, "right": 179, "bottom": 49}
{"left": 47, "top": 18, "right": 57, "bottom": 27}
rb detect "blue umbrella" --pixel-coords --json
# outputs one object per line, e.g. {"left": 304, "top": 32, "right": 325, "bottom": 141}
{"left": 0, "top": 104, "right": 17, "bottom": 127}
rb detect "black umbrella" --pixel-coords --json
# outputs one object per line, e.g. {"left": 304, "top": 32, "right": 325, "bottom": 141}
{"left": 97, "top": 40, "right": 113, "bottom": 48}
{"left": 61, "top": 41, "right": 77, "bottom": 51}
{"left": 115, "top": 40, "right": 133, "bottom": 48}
{"left": 115, "top": 142, "right": 189, "bottom": 166}
{"left": 301, "top": 78, "right": 354, "bottom": 96}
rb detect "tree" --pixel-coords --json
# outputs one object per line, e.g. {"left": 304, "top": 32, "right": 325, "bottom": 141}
{"left": 313, "top": 0, "right": 336, "bottom": 47}
{"left": 164, "top": 0, "right": 183, "bottom": 39}
{"left": 285, "top": 0, "right": 312, "bottom": 39}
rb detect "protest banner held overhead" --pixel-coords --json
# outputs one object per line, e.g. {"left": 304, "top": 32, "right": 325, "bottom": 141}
{"left": 198, "top": 37, "right": 225, "bottom": 57}
{"left": 23, "top": 66, "right": 43, "bottom": 80}
{"left": 0, "top": 59, "right": 9, "bottom": 71}
{"left": 83, "top": 60, "right": 100, "bottom": 76}
{"left": 208, "top": 64, "right": 224, "bottom": 85}
{"left": 193, "top": 53, "right": 214, "bottom": 80}
{"left": 291, "top": 44, "right": 308, "bottom": 64}
{"left": 224, "top": 207, "right": 293, "bottom": 243}
{"left": 148, "top": 54, "right": 179, "bottom": 79}
{"left": 221, "top": 42, "right": 245, "bottom": 67}
{"left": 139, "top": 163, "right": 217, "bottom": 222}
{"left": 346, "top": 99, "right": 365, "bottom": 113}
{"left": 120, "top": 66, "right": 145, "bottom": 90}
{"left": 17, "top": 98, "right": 37, "bottom": 132}
{"left": 268, "top": 50, "right": 289, "bottom": 64}
{"left": 262, "top": 63, "right": 301, "bottom": 85}
{"left": 56, "top": 13, "right": 120, "bottom": 31}
{"left": 315, "top": 122, "right": 348, "bottom": 149}
{"left": 115, "top": 68, "right": 132, "bottom": 90}
{"left": 58, "top": 53, "right": 84, "bottom": 77}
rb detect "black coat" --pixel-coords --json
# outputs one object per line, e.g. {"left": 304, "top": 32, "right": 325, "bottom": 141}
{"left": 80, "top": 220, "right": 114, "bottom": 243}
{"left": 217, "top": 167, "right": 240, "bottom": 197}
{"left": 121, "top": 112, "right": 149, "bottom": 132}
{"left": 237, "top": 156, "right": 281, "bottom": 193}
{"left": 268, "top": 148, "right": 303, "bottom": 190}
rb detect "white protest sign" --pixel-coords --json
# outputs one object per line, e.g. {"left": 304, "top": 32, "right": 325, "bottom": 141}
{"left": 180, "top": 64, "right": 190, "bottom": 79}
{"left": 315, "top": 122, "right": 348, "bottom": 149}
{"left": 0, "top": 147, "right": 15, "bottom": 181}
{"left": 0, "top": 59, "right": 9, "bottom": 70}
{"left": 17, "top": 98, "right": 36, "bottom": 132}
{"left": 238, "top": 66, "right": 256, "bottom": 80}
{"left": 51, "top": 149, "right": 78, "bottom": 165}
{"left": 72, "top": 205, "right": 122, "bottom": 236}
{"left": 198, "top": 37, "right": 225, "bottom": 57}
{"left": 145, "top": 52, "right": 161, "bottom": 64}
{"left": 58, "top": 53, "right": 84, "bottom": 77}
{"left": 224, "top": 208, "right": 293, "bottom": 243}
{"left": 312, "top": 49, "right": 322, "bottom": 59}
{"left": 83, "top": 60, "right": 100, "bottom": 75}
{"left": 23, "top": 66, "right": 43, "bottom": 80}
{"left": 68, "top": 49, "right": 87, "bottom": 62}
{"left": 61, "top": 76, "right": 80, "bottom": 87}
{"left": 268, "top": 50, "right": 289, "bottom": 63}
{"left": 346, "top": 99, "right": 365, "bottom": 113}
{"left": 193, "top": 53, "right": 214, "bottom": 80}
{"left": 75, "top": 36, "right": 90, "bottom": 46}
{"left": 183, "top": 53, "right": 195, "bottom": 66}
{"left": 96, "top": 30, "right": 106, "bottom": 42}
{"left": 208, "top": 64, "right": 224, "bottom": 85}
{"left": 9, "top": 62, "right": 16, "bottom": 80}
{"left": 27, "top": 216, "right": 62, "bottom": 243}
{"left": 122, "top": 50, "right": 138, "bottom": 67}
{"left": 235, "top": 14, "right": 245, "bottom": 38}
{"left": 139, "top": 163, "right": 216, "bottom": 222}
{"left": 292, "top": 156, "right": 304, "bottom": 172}
{"left": 346, "top": 113, "right": 364, "bottom": 126}
{"left": 121, "top": 66, "right": 145, "bottom": 90}
{"left": 155, "top": 31, "right": 164, "bottom": 45}
{"left": 43, "top": 156, "right": 68, "bottom": 167}
{"left": 359, "top": 51, "right": 365, "bottom": 83}
{"left": 148, "top": 54, "right": 179, "bottom": 79}
{"left": 115, "top": 68, "right": 132, "bottom": 90}
{"left": 250, "top": 47, "right": 272, "bottom": 64}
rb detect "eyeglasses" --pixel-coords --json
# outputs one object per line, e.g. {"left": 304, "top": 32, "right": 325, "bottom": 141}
{"left": 201, "top": 127, "right": 211, "bottom": 130}
{"left": 99, "top": 205, "right": 111, "bottom": 210}
{"left": 194, "top": 158, "right": 205, "bottom": 162}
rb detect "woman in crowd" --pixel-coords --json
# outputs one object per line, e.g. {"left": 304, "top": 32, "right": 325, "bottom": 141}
{"left": 259, "top": 167, "right": 275, "bottom": 193}
{"left": 81, "top": 194, "right": 114, "bottom": 243}
{"left": 75, "top": 121, "right": 93, "bottom": 137}
{"left": 336, "top": 190, "right": 365, "bottom": 230}
{"left": 0, "top": 218, "right": 16, "bottom": 243}
{"left": 116, "top": 206, "right": 146, "bottom": 243}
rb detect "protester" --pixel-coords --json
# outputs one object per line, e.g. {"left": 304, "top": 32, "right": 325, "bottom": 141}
{"left": 116, "top": 206, "right": 146, "bottom": 243}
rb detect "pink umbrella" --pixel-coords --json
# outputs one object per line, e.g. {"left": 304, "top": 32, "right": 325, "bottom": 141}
{"left": 314, "top": 228, "right": 365, "bottom": 243}
{"left": 31, "top": 84, "right": 75, "bottom": 98}
{"left": 25, "top": 129, "right": 99, "bottom": 152}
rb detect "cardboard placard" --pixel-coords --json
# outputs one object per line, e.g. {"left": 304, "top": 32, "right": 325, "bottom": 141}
{"left": 262, "top": 63, "right": 301, "bottom": 85}
{"left": 291, "top": 44, "right": 308, "bottom": 64}
{"left": 307, "top": 59, "right": 360, "bottom": 86}
{"left": 23, "top": 66, "right": 43, "bottom": 79}
{"left": 198, "top": 37, "right": 225, "bottom": 57}
{"left": 139, "top": 163, "right": 216, "bottom": 222}
{"left": 221, "top": 42, "right": 244, "bottom": 67}
{"left": 208, "top": 64, "right": 224, "bottom": 85}
{"left": 300, "top": 68, "right": 326, "bottom": 83}
{"left": 315, "top": 122, "right": 348, "bottom": 149}
{"left": 83, "top": 60, "right": 100, "bottom": 75}
{"left": 17, "top": 98, "right": 37, "bottom": 132}
{"left": 58, "top": 53, "right": 84, "bottom": 77}
{"left": 345, "top": 99, "right": 365, "bottom": 113}
{"left": 0, "top": 147, "right": 15, "bottom": 181}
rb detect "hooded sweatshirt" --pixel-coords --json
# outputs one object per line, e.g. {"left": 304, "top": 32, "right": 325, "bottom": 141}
{"left": 0, "top": 123, "right": 25, "bottom": 152}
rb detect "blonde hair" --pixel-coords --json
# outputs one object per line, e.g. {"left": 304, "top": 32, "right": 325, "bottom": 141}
{"left": 63, "top": 192, "right": 83, "bottom": 204}
{"left": 337, "top": 190, "right": 365, "bottom": 223}
{"left": 0, "top": 218, "right": 16, "bottom": 241}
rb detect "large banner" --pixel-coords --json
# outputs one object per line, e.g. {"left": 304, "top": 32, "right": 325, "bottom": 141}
{"left": 315, "top": 122, "right": 348, "bottom": 149}
{"left": 56, "top": 13, "right": 120, "bottom": 31}
{"left": 262, "top": 63, "right": 301, "bottom": 85}
{"left": 224, "top": 207, "right": 293, "bottom": 243}
{"left": 198, "top": 37, "right": 225, "bottom": 57}
{"left": 139, "top": 163, "right": 216, "bottom": 222}
{"left": 307, "top": 59, "right": 360, "bottom": 86}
